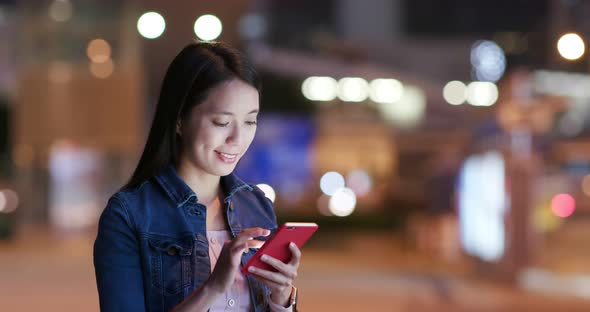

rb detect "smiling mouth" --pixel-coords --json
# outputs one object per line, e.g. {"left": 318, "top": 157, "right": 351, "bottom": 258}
{"left": 215, "top": 151, "right": 239, "bottom": 163}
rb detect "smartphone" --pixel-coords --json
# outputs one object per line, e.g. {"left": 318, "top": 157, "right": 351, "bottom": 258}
{"left": 242, "top": 222, "right": 318, "bottom": 275}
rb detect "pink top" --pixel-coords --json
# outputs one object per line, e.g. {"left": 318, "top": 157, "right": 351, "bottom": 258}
{"left": 206, "top": 230, "right": 293, "bottom": 312}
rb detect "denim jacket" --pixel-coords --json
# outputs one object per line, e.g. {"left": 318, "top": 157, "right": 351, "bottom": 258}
{"left": 94, "top": 165, "right": 278, "bottom": 312}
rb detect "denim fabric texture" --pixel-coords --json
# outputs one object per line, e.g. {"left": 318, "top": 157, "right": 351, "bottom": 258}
{"left": 94, "top": 165, "right": 277, "bottom": 312}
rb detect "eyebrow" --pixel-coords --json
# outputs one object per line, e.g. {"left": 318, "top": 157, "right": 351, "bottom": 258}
{"left": 213, "top": 109, "right": 259, "bottom": 115}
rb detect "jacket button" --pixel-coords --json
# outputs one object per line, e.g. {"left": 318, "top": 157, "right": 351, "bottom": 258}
{"left": 167, "top": 247, "right": 178, "bottom": 256}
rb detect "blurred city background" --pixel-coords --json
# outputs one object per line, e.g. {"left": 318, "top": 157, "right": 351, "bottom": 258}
{"left": 2, "top": 0, "right": 590, "bottom": 311}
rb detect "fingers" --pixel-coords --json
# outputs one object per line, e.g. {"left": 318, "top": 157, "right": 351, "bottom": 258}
{"left": 210, "top": 228, "right": 272, "bottom": 293}
{"left": 250, "top": 273, "right": 293, "bottom": 307}
{"left": 287, "top": 242, "right": 302, "bottom": 266}
{"left": 223, "top": 240, "right": 248, "bottom": 258}
{"left": 245, "top": 240, "right": 301, "bottom": 302}
{"left": 249, "top": 272, "right": 290, "bottom": 289}
{"left": 260, "top": 255, "right": 297, "bottom": 278}
{"left": 226, "top": 228, "right": 270, "bottom": 255}
{"left": 247, "top": 244, "right": 299, "bottom": 281}
{"left": 249, "top": 242, "right": 301, "bottom": 277}
{"left": 247, "top": 265, "right": 294, "bottom": 287}
{"left": 246, "top": 239, "right": 265, "bottom": 249}
{"left": 234, "top": 227, "right": 270, "bottom": 245}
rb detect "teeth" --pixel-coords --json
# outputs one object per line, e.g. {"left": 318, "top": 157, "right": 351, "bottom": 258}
{"left": 220, "top": 152, "right": 237, "bottom": 159}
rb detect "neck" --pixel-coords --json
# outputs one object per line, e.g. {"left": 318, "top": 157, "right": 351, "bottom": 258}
{"left": 176, "top": 160, "right": 221, "bottom": 205}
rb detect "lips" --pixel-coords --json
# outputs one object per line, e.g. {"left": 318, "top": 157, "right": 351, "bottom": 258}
{"left": 215, "top": 151, "right": 239, "bottom": 164}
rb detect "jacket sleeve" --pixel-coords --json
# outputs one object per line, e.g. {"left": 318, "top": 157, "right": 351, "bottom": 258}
{"left": 93, "top": 196, "right": 146, "bottom": 312}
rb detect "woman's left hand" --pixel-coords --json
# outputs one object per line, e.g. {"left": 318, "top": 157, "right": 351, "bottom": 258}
{"left": 247, "top": 242, "right": 301, "bottom": 307}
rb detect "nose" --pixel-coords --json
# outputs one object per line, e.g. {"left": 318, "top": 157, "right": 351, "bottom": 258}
{"left": 225, "top": 123, "right": 242, "bottom": 146}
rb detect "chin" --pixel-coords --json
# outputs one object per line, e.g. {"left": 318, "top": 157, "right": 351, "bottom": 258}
{"left": 211, "top": 164, "right": 237, "bottom": 177}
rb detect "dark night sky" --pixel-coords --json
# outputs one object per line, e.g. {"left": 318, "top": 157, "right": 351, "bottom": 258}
{"left": 403, "top": 0, "right": 549, "bottom": 36}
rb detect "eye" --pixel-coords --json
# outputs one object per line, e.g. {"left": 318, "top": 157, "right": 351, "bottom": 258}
{"left": 213, "top": 121, "right": 230, "bottom": 127}
{"left": 246, "top": 120, "right": 258, "bottom": 126}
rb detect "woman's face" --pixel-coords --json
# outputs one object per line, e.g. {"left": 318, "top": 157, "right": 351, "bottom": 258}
{"left": 178, "top": 79, "right": 259, "bottom": 177}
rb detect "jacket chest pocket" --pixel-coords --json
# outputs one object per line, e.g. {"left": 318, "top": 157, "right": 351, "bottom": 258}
{"left": 148, "top": 238, "right": 193, "bottom": 295}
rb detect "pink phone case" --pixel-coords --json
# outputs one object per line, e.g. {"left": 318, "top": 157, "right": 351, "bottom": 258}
{"left": 241, "top": 222, "right": 318, "bottom": 275}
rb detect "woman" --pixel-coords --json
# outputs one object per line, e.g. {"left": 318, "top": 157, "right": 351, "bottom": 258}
{"left": 94, "top": 41, "right": 299, "bottom": 312}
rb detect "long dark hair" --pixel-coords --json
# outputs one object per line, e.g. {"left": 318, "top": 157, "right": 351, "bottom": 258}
{"left": 124, "top": 41, "right": 261, "bottom": 189}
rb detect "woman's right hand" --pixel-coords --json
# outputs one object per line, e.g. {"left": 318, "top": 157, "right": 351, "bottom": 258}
{"left": 207, "top": 227, "right": 270, "bottom": 294}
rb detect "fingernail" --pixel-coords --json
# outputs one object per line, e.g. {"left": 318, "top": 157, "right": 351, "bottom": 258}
{"left": 290, "top": 242, "right": 296, "bottom": 248}
{"left": 261, "top": 255, "right": 268, "bottom": 261}
{"left": 248, "top": 266, "right": 255, "bottom": 272}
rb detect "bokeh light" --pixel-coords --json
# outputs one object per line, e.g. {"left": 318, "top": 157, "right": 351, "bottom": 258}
{"left": 256, "top": 183, "right": 276, "bottom": 203}
{"left": 337, "top": 77, "right": 369, "bottom": 102}
{"left": 551, "top": 193, "right": 576, "bottom": 218}
{"left": 443, "top": 81, "right": 467, "bottom": 105}
{"left": 87, "top": 39, "right": 112, "bottom": 64}
{"left": 533, "top": 69, "right": 590, "bottom": 99}
{"left": 346, "top": 170, "right": 373, "bottom": 197}
{"left": 329, "top": 188, "right": 357, "bottom": 217}
{"left": 49, "top": 0, "right": 72, "bottom": 22}
{"left": 0, "top": 189, "right": 19, "bottom": 213}
{"left": 458, "top": 151, "right": 507, "bottom": 262}
{"left": 557, "top": 33, "right": 585, "bottom": 61}
{"left": 137, "top": 12, "right": 166, "bottom": 39}
{"left": 320, "top": 171, "right": 345, "bottom": 196}
{"left": 558, "top": 113, "right": 585, "bottom": 137}
{"left": 369, "top": 79, "right": 404, "bottom": 104}
{"left": 533, "top": 201, "right": 564, "bottom": 233}
{"left": 90, "top": 59, "right": 114, "bottom": 79}
{"left": 194, "top": 14, "right": 223, "bottom": 41}
{"left": 302, "top": 76, "right": 338, "bottom": 101}
{"left": 470, "top": 40, "right": 506, "bottom": 82}
{"left": 466, "top": 81, "right": 498, "bottom": 107}
{"left": 376, "top": 85, "right": 426, "bottom": 128}
{"left": 0, "top": 192, "right": 5, "bottom": 212}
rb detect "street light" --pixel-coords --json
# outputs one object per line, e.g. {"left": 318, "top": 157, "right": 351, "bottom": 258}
{"left": 194, "top": 14, "right": 222, "bottom": 41}
{"left": 557, "top": 32, "right": 585, "bottom": 61}
{"left": 137, "top": 12, "right": 166, "bottom": 39}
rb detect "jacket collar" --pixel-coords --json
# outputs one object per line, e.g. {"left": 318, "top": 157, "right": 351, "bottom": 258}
{"left": 155, "top": 164, "right": 252, "bottom": 207}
